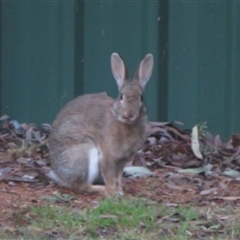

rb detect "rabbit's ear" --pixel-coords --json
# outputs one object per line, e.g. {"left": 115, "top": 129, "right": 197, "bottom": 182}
{"left": 134, "top": 54, "right": 154, "bottom": 90}
{"left": 111, "top": 53, "right": 128, "bottom": 89}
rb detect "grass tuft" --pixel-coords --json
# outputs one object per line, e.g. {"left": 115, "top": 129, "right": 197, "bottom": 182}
{"left": 27, "top": 197, "right": 158, "bottom": 239}
{"left": 1, "top": 197, "right": 240, "bottom": 240}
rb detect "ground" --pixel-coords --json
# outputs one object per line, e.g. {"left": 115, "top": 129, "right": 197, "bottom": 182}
{"left": 1, "top": 166, "right": 240, "bottom": 213}
{"left": 1, "top": 118, "right": 240, "bottom": 239}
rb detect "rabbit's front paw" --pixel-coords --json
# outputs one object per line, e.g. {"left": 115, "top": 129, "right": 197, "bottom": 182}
{"left": 116, "top": 185, "right": 124, "bottom": 196}
{"left": 106, "top": 184, "right": 118, "bottom": 196}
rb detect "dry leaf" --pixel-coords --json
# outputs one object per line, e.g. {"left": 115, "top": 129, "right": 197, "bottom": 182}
{"left": 165, "top": 183, "right": 183, "bottom": 191}
{"left": 200, "top": 188, "right": 218, "bottom": 196}
{"left": 213, "top": 196, "right": 240, "bottom": 201}
{"left": 191, "top": 125, "right": 203, "bottom": 159}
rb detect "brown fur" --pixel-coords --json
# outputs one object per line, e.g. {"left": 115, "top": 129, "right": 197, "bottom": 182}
{"left": 48, "top": 53, "right": 154, "bottom": 196}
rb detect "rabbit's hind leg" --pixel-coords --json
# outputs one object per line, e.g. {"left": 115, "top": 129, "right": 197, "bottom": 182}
{"left": 84, "top": 185, "right": 106, "bottom": 195}
{"left": 49, "top": 142, "right": 92, "bottom": 188}
{"left": 66, "top": 142, "right": 106, "bottom": 195}
{"left": 50, "top": 140, "right": 106, "bottom": 195}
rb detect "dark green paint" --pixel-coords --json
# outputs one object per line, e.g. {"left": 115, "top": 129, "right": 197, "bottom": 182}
{"left": 168, "top": 2, "right": 240, "bottom": 139}
{"left": 82, "top": 1, "right": 160, "bottom": 121}
{"left": 0, "top": 1, "right": 240, "bottom": 139}
{"left": 1, "top": 2, "right": 75, "bottom": 123}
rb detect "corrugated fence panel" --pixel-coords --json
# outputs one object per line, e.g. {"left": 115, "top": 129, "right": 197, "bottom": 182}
{"left": 0, "top": 1, "right": 239, "bottom": 139}
{"left": 81, "top": 1, "right": 161, "bottom": 121}
{"left": 225, "top": 2, "right": 240, "bottom": 137}
{"left": 168, "top": 1, "right": 240, "bottom": 139}
{"left": 0, "top": 1, "right": 75, "bottom": 124}
{"left": 0, "top": 1, "right": 161, "bottom": 124}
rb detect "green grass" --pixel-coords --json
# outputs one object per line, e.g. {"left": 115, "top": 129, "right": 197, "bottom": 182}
{"left": 16, "top": 197, "right": 159, "bottom": 239}
{"left": 1, "top": 197, "right": 240, "bottom": 240}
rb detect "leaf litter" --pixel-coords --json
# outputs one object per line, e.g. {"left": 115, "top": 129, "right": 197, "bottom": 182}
{"left": 1, "top": 116, "right": 240, "bottom": 238}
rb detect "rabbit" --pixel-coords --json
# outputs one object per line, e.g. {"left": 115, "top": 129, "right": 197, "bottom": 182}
{"left": 48, "top": 52, "right": 154, "bottom": 196}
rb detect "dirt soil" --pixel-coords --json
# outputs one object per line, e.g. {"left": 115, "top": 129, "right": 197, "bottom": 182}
{"left": 1, "top": 118, "right": 240, "bottom": 229}
{"left": 1, "top": 166, "right": 240, "bottom": 217}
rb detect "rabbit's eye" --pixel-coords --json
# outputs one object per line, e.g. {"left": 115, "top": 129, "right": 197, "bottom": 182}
{"left": 120, "top": 94, "right": 123, "bottom": 100}
{"left": 140, "top": 95, "right": 143, "bottom": 102}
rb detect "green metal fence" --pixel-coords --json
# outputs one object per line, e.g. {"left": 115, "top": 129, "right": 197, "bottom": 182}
{"left": 0, "top": 1, "right": 239, "bottom": 139}
{"left": 168, "top": 1, "right": 240, "bottom": 139}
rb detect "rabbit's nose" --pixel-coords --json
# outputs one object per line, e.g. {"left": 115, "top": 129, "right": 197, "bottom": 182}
{"left": 123, "top": 112, "right": 136, "bottom": 122}
{"left": 123, "top": 112, "right": 133, "bottom": 118}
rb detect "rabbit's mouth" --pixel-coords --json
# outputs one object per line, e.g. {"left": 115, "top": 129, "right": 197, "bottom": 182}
{"left": 119, "top": 115, "right": 138, "bottom": 124}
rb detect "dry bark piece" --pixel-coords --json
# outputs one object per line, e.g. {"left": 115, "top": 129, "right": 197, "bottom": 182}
{"left": 231, "top": 134, "right": 240, "bottom": 148}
